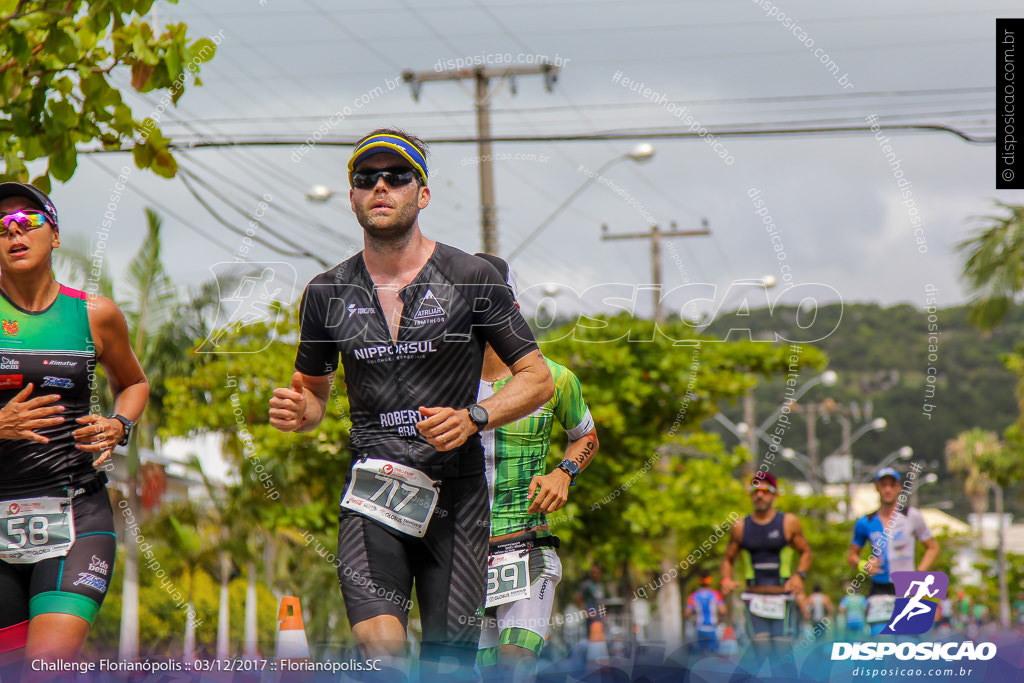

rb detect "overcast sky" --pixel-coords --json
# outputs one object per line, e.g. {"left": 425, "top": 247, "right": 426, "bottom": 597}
{"left": 48, "top": 0, "right": 1024, "bottom": 320}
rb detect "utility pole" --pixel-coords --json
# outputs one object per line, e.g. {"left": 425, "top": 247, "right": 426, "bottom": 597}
{"left": 403, "top": 64, "right": 559, "bottom": 254}
{"left": 600, "top": 222, "right": 710, "bottom": 323}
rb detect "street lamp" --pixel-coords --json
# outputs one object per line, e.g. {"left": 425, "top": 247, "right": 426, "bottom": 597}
{"left": 306, "top": 184, "right": 336, "bottom": 203}
{"left": 715, "top": 368, "right": 837, "bottom": 457}
{"left": 506, "top": 143, "right": 655, "bottom": 262}
{"left": 752, "top": 370, "right": 838, "bottom": 442}
{"left": 781, "top": 447, "right": 827, "bottom": 493}
{"left": 866, "top": 446, "right": 914, "bottom": 481}
{"left": 839, "top": 417, "right": 887, "bottom": 519}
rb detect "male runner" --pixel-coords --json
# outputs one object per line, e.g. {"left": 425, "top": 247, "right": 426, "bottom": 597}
{"left": 847, "top": 467, "right": 939, "bottom": 636}
{"left": 473, "top": 253, "right": 599, "bottom": 682}
{"left": 803, "top": 584, "right": 834, "bottom": 640}
{"left": 268, "top": 129, "right": 553, "bottom": 677}
{"left": 721, "top": 471, "right": 812, "bottom": 679}
{"left": 685, "top": 574, "right": 726, "bottom": 655}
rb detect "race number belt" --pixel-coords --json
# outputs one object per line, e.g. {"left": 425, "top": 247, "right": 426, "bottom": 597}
{"left": 866, "top": 594, "right": 897, "bottom": 623}
{"left": 485, "top": 549, "right": 531, "bottom": 608}
{"left": 741, "top": 592, "right": 790, "bottom": 620}
{"left": 0, "top": 496, "right": 75, "bottom": 564}
{"left": 341, "top": 458, "right": 440, "bottom": 538}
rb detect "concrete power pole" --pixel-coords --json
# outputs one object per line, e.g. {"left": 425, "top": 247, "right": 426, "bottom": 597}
{"left": 403, "top": 65, "right": 559, "bottom": 254}
{"left": 600, "top": 222, "right": 710, "bottom": 322}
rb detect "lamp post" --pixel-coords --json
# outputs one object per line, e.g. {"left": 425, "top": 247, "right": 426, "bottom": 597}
{"left": 506, "top": 143, "right": 655, "bottom": 262}
{"left": 716, "top": 369, "right": 836, "bottom": 461}
{"left": 841, "top": 417, "right": 888, "bottom": 519}
{"left": 866, "top": 446, "right": 914, "bottom": 481}
{"left": 781, "top": 447, "right": 826, "bottom": 493}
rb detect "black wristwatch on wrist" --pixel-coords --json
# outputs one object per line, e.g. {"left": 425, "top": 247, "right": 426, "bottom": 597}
{"left": 467, "top": 404, "right": 489, "bottom": 432}
{"left": 557, "top": 459, "right": 580, "bottom": 486}
{"left": 797, "top": 570, "right": 807, "bottom": 580}
{"left": 111, "top": 414, "right": 134, "bottom": 446}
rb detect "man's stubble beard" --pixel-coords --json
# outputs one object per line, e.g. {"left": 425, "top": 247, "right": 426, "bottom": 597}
{"left": 356, "top": 196, "right": 420, "bottom": 252}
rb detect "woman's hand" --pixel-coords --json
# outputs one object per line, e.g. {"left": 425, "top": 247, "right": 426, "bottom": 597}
{"left": 0, "top": 383, "right": 64, "bottom": 443}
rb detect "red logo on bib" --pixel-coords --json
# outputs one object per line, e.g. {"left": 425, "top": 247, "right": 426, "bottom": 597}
{"left": 0, "top": 374, "right": 22, "bottom": 390}
{"left": 1, "top": 320, "right": 18, "bottom": 337}
{"left": 8, "top": 504, "right": 18, "bottom": 515}
{"left": 382, "top": 464, "right": 394, "bottom": 475}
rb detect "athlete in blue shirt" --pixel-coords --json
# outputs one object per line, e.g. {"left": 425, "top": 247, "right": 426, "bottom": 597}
{"left": 847, "top": 468, "right": 939, "bottom": 635}
{"left": 685, "top": 574, "right": 725, "bottom": 654}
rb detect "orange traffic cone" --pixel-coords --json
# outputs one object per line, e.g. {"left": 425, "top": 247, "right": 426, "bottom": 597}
{"left": 275, "top": 595, "right": 311, "bottom": 660}
{"left": 586, "top": 619, "right": 609, "bottom": 666}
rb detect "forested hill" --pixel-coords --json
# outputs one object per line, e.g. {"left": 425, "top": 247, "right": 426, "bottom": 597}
{"left": 705, "top": 301, "right": 1023, "bottom": 515}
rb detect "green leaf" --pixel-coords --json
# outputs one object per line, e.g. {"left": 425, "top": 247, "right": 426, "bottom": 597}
{"left": 132, "top": 141, "right": 154, "bottom": 169}
{"left": 49, "top": 142, "right": 77, "bottom": 182}
{"left": 188, "top": 38, "right": 217, "bottom": 65}
{"left": 30, "top": 175, "right": 52, "bottom": 194}
{"left": 151, "top": 146, "right": 177, "bottom": 178}
{"left": 0, "top": 69, "right": 23, "bottom": 106}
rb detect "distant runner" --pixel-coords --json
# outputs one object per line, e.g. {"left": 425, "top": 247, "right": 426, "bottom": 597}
{"left": 839, "top": 584, "right": 867, "bottom": 638}
{"left": 847, "top": 467, "right": 939, "bottom": 635}
{"left": 685, "top": 574, "right": 726, "bottom": 655}
{"left": 804, "top": 584, "right": 834, "bottom": 640}
{"left": 721, "top": 471, "right": 812, "bottom": 679}
{"left": 473, "top": 253, "right": 599, "bottom": 683}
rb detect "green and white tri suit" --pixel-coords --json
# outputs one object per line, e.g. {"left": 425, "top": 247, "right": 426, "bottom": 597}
{"left": 477, "top": 358, "right": 594, "bottom": 661}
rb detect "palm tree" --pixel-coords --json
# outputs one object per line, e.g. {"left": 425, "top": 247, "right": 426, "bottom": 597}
{"left": 946, "top": 428, "right": 1014, "bottom": 629}
{"left": 957, "top": 201, "right": 1024, "bottom": 330}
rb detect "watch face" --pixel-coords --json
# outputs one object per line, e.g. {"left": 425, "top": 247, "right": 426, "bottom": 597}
{"left": 469, "top": 405, "right": 488, "bottom": 426}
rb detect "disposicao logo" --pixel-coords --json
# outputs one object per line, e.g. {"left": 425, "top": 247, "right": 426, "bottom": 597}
{"left": 883, "top": 570, "right": 947, "bottom": 635}
{"left": 831, "top": 572, "right": 996, "bottom": 662}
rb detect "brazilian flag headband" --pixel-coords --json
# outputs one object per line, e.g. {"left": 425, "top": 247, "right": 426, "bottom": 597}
{"left": 348, "top": 134, "right": 428, "bottom": 186}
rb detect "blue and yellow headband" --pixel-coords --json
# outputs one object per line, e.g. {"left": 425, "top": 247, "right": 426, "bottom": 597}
{"left": 348, "top": 134, "right": 428, "bottom": 186}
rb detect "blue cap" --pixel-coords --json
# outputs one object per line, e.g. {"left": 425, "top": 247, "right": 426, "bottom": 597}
{"left": 348, "top": 133, "right": 428, "bottom": 186}
{"left": 874, "top": 467, "right": 901, "bottom": 482}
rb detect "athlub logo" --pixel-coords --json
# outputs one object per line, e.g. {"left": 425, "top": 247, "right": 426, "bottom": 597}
{"left": 832, "top": 572, "right": 996, "bottom": 662}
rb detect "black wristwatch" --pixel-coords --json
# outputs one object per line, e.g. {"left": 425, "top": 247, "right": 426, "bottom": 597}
{"left": 111, "top": 414, "right": 134, "bottom": 446}
{"left": 467, "top": 404, "right": 489, "bottom": 432}
{"left": 557, "top": 459, "right": 580, "bottom": 485}
{"left": 797, "top": 570, "right": 807, "bottom": 580}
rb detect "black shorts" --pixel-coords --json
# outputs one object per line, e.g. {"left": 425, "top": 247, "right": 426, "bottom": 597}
{"left": 336, "top": 472, "right": 488, "bottom": 656}
{"left": 743, "top": 595, "right": 799, "bottom": 639}
{"left": 0, "top": 487, "right": 116, "bottom": 652}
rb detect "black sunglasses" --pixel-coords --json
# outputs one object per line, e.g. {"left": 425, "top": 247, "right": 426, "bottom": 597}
{"left": 351, "top": 167, "right": 419, "bottom": 190}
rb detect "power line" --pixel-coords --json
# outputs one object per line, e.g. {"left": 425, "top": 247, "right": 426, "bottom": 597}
{"left": 177, "top": 170, "right": 325, "bottom": 265}
{"left": 77, "top": 122, "right": 991, "bottom": 156}
{"left": 155, "top": 86, "right": 993, "bottom": 128}
{"left": 85, "top": 157, "right": 238, "bottom": 257}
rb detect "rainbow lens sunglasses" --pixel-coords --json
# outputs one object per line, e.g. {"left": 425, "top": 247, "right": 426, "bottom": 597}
{"left": 0, "top": 210, "right": 50, "bottom": 235}
{"left": 351, "top": 167, "right": 419, "bottom": 190}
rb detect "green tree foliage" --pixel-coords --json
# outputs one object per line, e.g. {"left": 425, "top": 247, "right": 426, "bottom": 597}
{"left": 87, "top": 543, "right": 279, "bottom": 658}
{"left": 0, "top": 0, "right": 218, "bottom": 185}
{"left": 160, "top": 310, "right": 353, "bottom": 646}
{"left": 536, "top": 314, "right": 828, "bottom": 587}
{"left": 957, "top": 202, "right": 1024, "bottom": 331}
{"left": 706, "top": 301, "right": 1024, "bottom": 518}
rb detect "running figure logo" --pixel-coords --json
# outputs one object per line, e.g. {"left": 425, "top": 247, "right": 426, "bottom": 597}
{"left": 198, "top": 263, "right": 297, "bottom": 353}
{"left": 882, "top": 571, "right": 948, "bottom": 635}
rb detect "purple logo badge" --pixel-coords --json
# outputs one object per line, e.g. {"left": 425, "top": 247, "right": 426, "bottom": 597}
{"left": 882, "top": 571, "right": 948, "bottom": 635}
